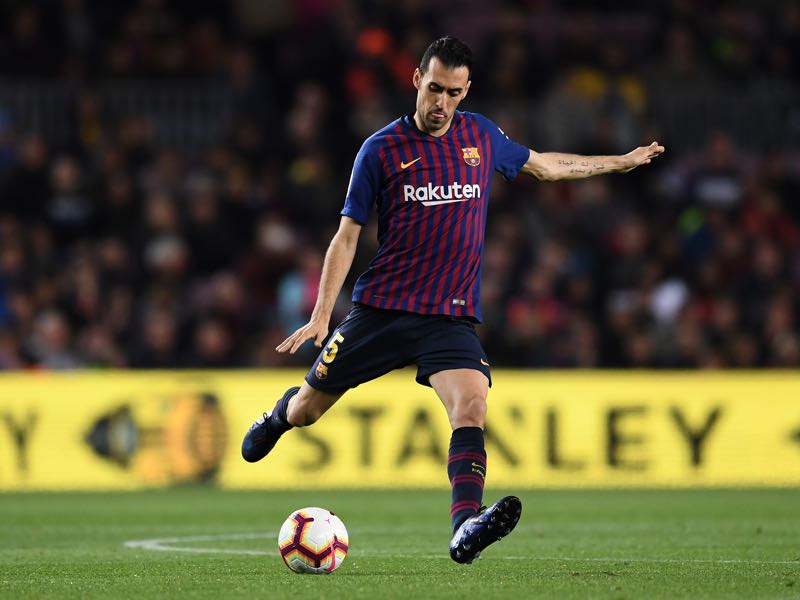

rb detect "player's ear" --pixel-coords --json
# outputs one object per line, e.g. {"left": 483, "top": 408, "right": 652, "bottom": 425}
{"left": 413, "top": 68, "right": 421, "bottom": 90}
{"left": 463, "top": 79, "right": 472, "bottom": 99}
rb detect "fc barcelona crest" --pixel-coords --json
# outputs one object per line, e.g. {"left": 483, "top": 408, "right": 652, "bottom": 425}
{"left": 462, "top": 147, "right": 481, "bottom": 167}
{"left": 315, "top": 362, "right": 328, "bottom": 380}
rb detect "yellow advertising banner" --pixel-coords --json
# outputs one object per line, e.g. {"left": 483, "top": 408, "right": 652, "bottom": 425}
{"left": 0, "top": 370, "right": 798, "bottom": 490}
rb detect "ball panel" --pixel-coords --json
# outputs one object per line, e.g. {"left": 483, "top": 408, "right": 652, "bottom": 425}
{"left": 289, "top": 557, "right": 326, "bottom": 574}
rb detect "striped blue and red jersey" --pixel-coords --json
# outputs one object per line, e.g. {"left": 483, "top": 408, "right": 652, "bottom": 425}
{"left": 341, "top": 111, "right": 529, "bottom": 322}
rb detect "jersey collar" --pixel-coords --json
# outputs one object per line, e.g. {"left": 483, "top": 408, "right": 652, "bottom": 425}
{"left": 401, "top": 112, "right": 463, "bottom": 139}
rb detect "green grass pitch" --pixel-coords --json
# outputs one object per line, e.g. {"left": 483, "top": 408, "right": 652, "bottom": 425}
{"left": 1, "top": 488, "right": 798, "bottom": 599}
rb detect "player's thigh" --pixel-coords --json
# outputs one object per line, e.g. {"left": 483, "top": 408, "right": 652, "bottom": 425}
{"left": 412, "top": 316, "right": 491, "bottom": 428}
{"left": 304, "top": 304, "right": 411, "bottom": 395}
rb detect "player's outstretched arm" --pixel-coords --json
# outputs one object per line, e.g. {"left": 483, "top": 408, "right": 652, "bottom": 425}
{"left": 276, "top": 216, "right": 362, "bottom": 354}
{"left": 520, "top": 141, "right": 665, "bottom": 181}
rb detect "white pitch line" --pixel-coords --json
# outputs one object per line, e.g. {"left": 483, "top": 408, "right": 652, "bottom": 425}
{"left": 124, "top": 532, "right": 281, "bottom": 556}
{"left": 123, "top": 532, "right": 800, "bottom": 566}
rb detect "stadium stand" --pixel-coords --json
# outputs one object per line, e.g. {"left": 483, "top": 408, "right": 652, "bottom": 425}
{"left": 0, "top": 0, "right": 798, "bottom": 369}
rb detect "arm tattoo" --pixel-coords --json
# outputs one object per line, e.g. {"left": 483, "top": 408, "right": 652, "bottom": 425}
{"left": 557, "top": 158, "right": 605, "bottom": 177}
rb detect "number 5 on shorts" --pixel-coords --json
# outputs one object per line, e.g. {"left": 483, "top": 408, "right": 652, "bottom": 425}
{"left": 322, "top": 332, "right": 345, "bottom": 364}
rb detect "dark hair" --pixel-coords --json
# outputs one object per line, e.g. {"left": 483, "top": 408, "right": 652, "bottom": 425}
{"left": 419, "top": 36, "right": 473, "bottom": 78}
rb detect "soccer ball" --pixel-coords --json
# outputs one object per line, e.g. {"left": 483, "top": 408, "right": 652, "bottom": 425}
{"left": 278, "top": 507, "right": 349, "bottom": 574}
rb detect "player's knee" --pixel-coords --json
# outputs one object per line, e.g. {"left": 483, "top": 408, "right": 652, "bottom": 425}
{"left": 450, "top": 393, "right": 486, "bottom": 428}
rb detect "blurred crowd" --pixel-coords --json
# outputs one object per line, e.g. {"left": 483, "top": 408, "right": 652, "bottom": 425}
{"left": 0, "top": 0, "right": 798, "bottom": 369}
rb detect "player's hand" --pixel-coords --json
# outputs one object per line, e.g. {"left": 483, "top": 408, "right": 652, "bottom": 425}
{"left": 620, "top": 141, "right": 665, "bottom": 172}
{"left": 275, "top": 319, "right": 329, "bottom": 354}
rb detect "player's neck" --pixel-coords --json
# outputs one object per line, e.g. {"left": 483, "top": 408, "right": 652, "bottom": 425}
{"left": 412, "top": 112, "right": 452, "bottom": 138}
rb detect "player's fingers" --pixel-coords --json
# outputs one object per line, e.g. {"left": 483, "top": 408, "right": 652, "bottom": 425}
{"left": 313, "top": 332, "right": 323, "bottom": 347}
{"left": 289, "top": 330, "right": 312, "bottom": 354}
{"left": 275, "top": 334, "right": 291, "bottom": 351}
{"left": 275, "top": 336, "right": 294, "bottom": 352}
{"left": 287, "top": 336, "right": 304, "bottom": 354}
{"left": 276, "top": 328, "right": 303, "bottom": 352}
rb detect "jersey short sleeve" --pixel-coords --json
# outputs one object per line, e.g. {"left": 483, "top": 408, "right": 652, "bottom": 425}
{"left": 340, "top": 137, "right": 382, "bottom": 225}
{"left": 474, "top": 114, "right": 530, "bottom": 181}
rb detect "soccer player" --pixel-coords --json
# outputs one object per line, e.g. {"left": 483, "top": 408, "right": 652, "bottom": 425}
{"left": 243, "top": 36, "right": 664, "bottom": 563}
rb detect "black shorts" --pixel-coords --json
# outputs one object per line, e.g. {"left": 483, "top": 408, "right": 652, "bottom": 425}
{"left": 305, "top": 304, "right": 492, "bottom": 394}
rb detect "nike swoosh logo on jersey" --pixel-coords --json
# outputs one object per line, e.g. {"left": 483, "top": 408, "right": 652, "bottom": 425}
{"left": 480, "top": 358, "right": 490, "bottom": 366}
{"left": 400, "top": 157, "right": 422, "bottom": 169}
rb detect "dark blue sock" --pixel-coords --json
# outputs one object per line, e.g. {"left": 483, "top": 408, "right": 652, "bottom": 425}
{"left": 268, "top": 386, "right": 300, "bottom": 435}
{"left": 447, "top": 426, "right": 486, "bottom": 532}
